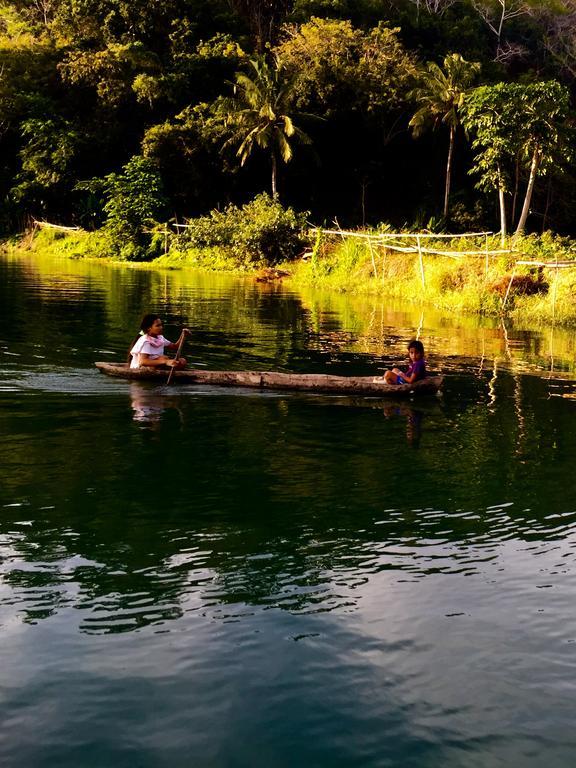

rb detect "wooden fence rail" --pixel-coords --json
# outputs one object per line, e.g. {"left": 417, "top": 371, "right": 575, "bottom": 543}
{"left": 312, "top": 227, "right": 576, "bottom": 315}
{"left": 316, "top": 228, "right": 493, "bottom": 240}
{"left": 33, "top": 220, "right": 80, "bottom": 232}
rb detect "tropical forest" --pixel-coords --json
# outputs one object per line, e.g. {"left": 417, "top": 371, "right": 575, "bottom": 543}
{"left": 3, "top": 0, "right": 576, "bottom": 320}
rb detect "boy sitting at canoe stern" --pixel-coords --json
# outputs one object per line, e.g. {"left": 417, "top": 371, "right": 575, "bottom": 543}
{"left": 129, "top": 314, "right": 191, "bottom": 370}
{"left": 374, "top": 339, "right": 426, "bottom": 385}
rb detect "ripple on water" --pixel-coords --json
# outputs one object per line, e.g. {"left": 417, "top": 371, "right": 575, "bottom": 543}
{"left": 5, "top": 256, "right": 576, "bottom": 766}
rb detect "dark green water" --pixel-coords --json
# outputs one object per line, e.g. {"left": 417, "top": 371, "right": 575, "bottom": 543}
{"left": 2, "top": 253, "right": 576, "bottom": 768}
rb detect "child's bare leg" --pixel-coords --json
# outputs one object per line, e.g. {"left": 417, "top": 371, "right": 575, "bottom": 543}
{"left": 384, "top": 370, "right": 400, "bottom": 384}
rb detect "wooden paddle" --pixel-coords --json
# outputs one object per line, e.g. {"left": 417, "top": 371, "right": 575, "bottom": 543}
{"left": 166, "top": 330, "right": 187, "bottom": 385}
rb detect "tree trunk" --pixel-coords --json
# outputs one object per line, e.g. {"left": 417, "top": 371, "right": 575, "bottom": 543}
{"left": 271, "top": 151, "right": 278, "bottom": 199}
{"left": 497, "top": 165, "right": 507, "bottom": 248}
{"left": 511, "top": 153, "right": 520, "bottom": 225}
{"left": 542, "top": 176, "right": 553, "bottom": 233}
{"left": 515, "top": 147, "right": 541, "bottom": 235}
{"left": 443, "top": 124, "right": 455, "bottom": 220}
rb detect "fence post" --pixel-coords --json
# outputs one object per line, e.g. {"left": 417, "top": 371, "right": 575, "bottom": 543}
{"left": 367, "top": 236, "right": 378, "bottom": 279}
{"left": 416, "top": 235, "right": 426, "bottom": 289}
{"left": 552, "top": 256, "right": 559, "bottom": 322}
{"left": 502, "top": 267, "right": 516, "bottom": 311}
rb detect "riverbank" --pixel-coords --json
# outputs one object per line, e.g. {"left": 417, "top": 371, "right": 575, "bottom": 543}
{"left": 5, "top": 225, "right": 576, "bottom": 327}
{"left": 290, "top": 230, "right": 576, "bottom": 327}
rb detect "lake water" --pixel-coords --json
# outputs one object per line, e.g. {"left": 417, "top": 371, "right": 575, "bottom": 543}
{"left": 2, "top": 252, "right": 576, "bottom": 768}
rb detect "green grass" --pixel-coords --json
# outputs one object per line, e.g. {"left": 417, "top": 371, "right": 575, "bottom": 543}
{"left": 3, "top": 227, "right": 110, "bottom": 260}
{"left": 152, "top": 246, "right": 248, "bottom": 272}
{"left": 3, "top": 228, "right": 245, "bottom": 272}
{"left": 6, "top": 226, "right": 576, "bottom": 327}
{"left": 285, "top": 230, "right": 576, "bottom": 324}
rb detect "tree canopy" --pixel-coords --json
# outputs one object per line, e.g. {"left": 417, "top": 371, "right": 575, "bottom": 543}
{"left": 1, "top": 0, "right": 576, "bottom": 236}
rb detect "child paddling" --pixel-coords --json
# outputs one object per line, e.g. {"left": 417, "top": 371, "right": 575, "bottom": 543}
{"left": 129, "top": 314, "right": 190, "bottom": 370}
{"left": 375, "top": 339, "right": 426, "bottom": 385}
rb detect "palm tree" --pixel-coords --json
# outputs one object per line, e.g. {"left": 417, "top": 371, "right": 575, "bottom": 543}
{"left": 223, "top": 56, "right": 312, "bottom": 199}
{"left": 409, "top": 53, "right": 481, "bottom": 220}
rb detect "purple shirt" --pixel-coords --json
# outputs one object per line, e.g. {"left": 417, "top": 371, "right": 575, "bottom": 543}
{"left": 406, "top": 358, "right": 426, "bottom": 381}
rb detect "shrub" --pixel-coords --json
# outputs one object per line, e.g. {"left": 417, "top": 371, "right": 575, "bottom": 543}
{"left": 178, "top": 193, "right": 308, "bottom": 266}
{"left": 101, "top": 156, "right": 167, "bottom": 261}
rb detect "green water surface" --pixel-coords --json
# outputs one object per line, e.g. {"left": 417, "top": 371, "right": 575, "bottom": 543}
{"left": 1, "top": 253, "right": 576, "bottom": 768}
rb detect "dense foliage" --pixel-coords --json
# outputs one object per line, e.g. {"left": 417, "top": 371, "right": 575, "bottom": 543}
{"left": 100, "top": 156, "right": 167, "bottom": 260}
{"left": 175, "top": 193, "right": 308, "bottom": 265}
{"left": 2, "top": 0, "right": 576, "bottom": 243}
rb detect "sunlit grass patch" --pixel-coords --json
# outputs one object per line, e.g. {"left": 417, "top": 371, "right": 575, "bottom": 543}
{"left": 287, "top": 230, "right": 576, "bottom": 323}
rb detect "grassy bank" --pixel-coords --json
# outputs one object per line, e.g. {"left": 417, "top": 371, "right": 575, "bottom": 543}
{"left": 5, "top": 226, "right": 576, "bottom": 327}
{"left": 2, "top": 227, "right": 246, "bottom": 272}
{"left": 287, "top": 231, "right": 576, "bottom": 327}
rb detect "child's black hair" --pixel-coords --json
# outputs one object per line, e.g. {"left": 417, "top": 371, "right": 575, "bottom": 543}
{"left": 139, "top": 314, "right": 161, "bottom": 333}
{"left": 408, "top": 339, "right": 424, "bottom": 355}
{"left": 127, "top": 314, "right": 161, "bottom": 363}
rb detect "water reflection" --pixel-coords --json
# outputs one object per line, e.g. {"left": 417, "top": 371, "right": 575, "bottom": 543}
{"left": 5, "top": 250, "right": 576, "bottom": 379}
{"left": 1, "top": 374, "right": 575, "bottom": 637}
{"left": 129, "top": 383, "right": 183, "bottom": 428}
{"left": 381, "top": 403, "right": 424, "bottom": 447}
{"left": 5, "top": 253, "right": 576, "bottom": 767}
{"left": 3, "top": 487, "right": 576, "bottom": 635}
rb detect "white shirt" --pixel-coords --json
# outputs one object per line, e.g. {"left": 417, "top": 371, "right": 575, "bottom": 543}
{"left": 130, "top": 334, "right": 172, "bottom": 368}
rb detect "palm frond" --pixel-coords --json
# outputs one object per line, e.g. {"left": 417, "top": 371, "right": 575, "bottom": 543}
{"left": 276, "top": 131, "right": 293, "bottom": 163}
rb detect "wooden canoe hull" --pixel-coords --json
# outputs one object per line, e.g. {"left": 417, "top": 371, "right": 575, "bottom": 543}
{"left": 95, "top": 362, "right": 443, "bottom": 397}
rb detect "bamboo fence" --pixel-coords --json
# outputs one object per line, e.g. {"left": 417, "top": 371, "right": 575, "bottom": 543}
{"left": 313, "top": 227, "right": 576, "bottom": 317}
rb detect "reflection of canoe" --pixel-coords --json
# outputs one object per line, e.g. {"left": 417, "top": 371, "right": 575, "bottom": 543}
{"left": 95, "top": 362, "right": 443, "bottom": 397}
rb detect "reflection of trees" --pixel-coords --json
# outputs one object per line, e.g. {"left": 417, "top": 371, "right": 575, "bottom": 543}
{"left": 2, "top": 376, "right": 576, "bottom": 634}
{"left": 7, "top": 253, "right": 576, "bottom": 376}
{"left": 296, "top": 285, "right": 576, "bottom": 375}
{"left": 4, "top": 256, "right": 576, "bottom": 633}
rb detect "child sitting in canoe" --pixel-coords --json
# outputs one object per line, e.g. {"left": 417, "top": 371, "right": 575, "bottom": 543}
{"left": 129, "top": 314, "right": 190, "bottom": 369}
{"left": 375, "top": 339, "right": 426, "bottom": 385}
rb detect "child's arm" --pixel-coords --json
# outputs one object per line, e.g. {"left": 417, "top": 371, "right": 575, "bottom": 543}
{"left": 400, "top": 361, "right": 425, "bottom": 384}
{"left": 165, "top": 328, "right": 191, "bottom": 350}
{"left": 138, "top": 354, "right": 180, "bottom": 368}
{"left": 392, "top": 367, "right": 414, "bottom": 380}
{"left": 399, "top": 370, "right": 419, "bottom": 384}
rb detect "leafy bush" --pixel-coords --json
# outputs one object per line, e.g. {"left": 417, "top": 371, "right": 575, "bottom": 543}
{"left": 449, "top": 200, "right": 490, "bottom": 233}
{"left": 178, "top": 194, "right": 308, "bottom": 266}
{"left": 101, "top": 156, "right": 167, "bottom": 261}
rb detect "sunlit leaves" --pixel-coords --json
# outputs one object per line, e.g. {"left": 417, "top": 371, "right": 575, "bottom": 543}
{"left": 460, "top": 80, "right": 572, "bottom": 231}
{"left": 410, "top": 53, "right": 481, "bottom": 136}
{"left": 276, "top": 17, "right": 416, "bottom": 114}
{"left": 101, "top": 155, "right": 167, "bottom": 259}
{"left": 60, "top": 42, "right": 160, "bottom": 106}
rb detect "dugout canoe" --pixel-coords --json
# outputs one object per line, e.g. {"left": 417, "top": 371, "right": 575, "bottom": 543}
{"left": 95, "top": 362, "right": 443, "bottom": 397}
